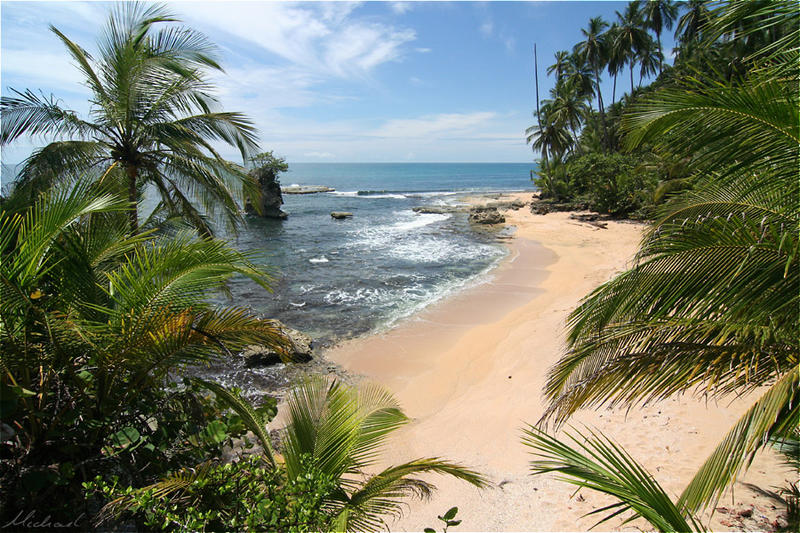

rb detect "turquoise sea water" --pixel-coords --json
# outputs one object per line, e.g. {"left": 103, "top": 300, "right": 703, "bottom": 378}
{"left": 223, "top": 163, "right": 536, "bottom": 340}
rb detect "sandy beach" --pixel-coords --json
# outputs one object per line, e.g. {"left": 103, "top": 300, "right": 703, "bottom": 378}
{"left": 325, "top": 193, "right": 788, "bottom": 531}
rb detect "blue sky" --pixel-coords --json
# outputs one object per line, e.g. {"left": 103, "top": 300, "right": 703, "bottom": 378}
{"left": 1, "top": 1, "right": 678, "bottom": 163}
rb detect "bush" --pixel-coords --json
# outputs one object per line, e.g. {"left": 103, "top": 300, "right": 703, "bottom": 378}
{"left": 86, "top": 454, "right": 336, "bottom": 532}
{"left": 564, "top": 152, "right": 658, "bottom": 217}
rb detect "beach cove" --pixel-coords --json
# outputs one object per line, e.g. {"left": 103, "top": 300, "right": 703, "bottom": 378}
{"left": 322, "top": 193, "right": 786, "bottom": 531}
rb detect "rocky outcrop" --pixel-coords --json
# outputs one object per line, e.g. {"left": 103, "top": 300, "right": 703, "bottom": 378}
{"left": 468, "top": 206, "right": 505, "bottom": 225}
{"left": 241, "top": 320, "right": 313, "bottom": 367}
{"left": 282, "top": 185, "right": 335, "bottom": 194}
{"left": 330, "top": 211, "right": 353, "bottom": 219}
{"left": 246, "top": 177, "right": 287, "bottom": 219}
{"left": 412, "top": 205, "right": 465, "bottom": 214}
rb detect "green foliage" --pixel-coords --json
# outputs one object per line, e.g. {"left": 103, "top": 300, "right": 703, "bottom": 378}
{"left": 424, "top": 506, "right": 462, "bottom": 533}
{"left": 250, "top": 151, "right": 289, "bottom": 184}
{"left": 283, "top": 377, "right": 489, "bottom": 532}
{"left": 523, "top": 426, "right": 706, "bottom": 532}
{"left": 0, "top": 2, "right": 259, "bottom": 235}
{"left": 541, "top": 0, "right": 799, "bottom": 518}
{"left": 562, "top": 152, "right": 658, "bottom": 216}
{"left": 86, "top": 454, "right": 336, "bottom": 532}
{"left": 0, "top": 180, "right": 286, "bottom": 523}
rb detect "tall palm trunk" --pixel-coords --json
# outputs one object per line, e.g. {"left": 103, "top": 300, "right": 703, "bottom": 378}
{"left": 657, "top": 31, "right": 664, "bottom": 74}
{"left": 630, "top": 63, "right": 635, "bottom": 94}
{"left": 126, "top": 165, "right": 138, "bottom": 234}
{"left": 612, "top": 73, "right": 617, "bottom": 104}
{"left": 594, "top": 67, "right": 609, "bottom": 152}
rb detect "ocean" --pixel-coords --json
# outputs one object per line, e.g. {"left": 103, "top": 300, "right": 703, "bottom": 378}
{"left": 2, "top": 161, "right": 538, "bottom": 394}
{"left": 221, "top": 163, "right": 536, "bottom": 339}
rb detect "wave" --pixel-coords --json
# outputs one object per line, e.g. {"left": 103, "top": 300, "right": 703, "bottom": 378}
{"left": 309, "top": 256, "right": 329, "bottom": 263}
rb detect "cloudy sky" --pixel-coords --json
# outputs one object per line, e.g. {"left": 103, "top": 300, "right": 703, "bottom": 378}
{"left": 1, "top": 1, "right": 674, "bottom": 163}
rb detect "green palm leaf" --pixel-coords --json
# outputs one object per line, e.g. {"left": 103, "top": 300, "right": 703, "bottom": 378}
{"left": 523, "top": 426, "right": 706, "bottom": 532}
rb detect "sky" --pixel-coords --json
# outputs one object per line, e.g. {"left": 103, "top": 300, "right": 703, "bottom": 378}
{"left": 1, "top": 1, "right": 678, "bottom": 163}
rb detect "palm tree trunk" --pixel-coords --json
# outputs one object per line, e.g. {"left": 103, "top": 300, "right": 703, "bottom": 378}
{"left": 612, "top": 73, "right": 617, "bottom": 104}
{"left": 126, "top": 165, "right": 138, "bottom": 234}
{"left": 657, "top": 32, "right": 663, "bottom": 74}
{"left": 595, "top": 67, "right": 609, "bottom": 152}
{"left": 630, "top": 63, "right": 635, "bottom": 94}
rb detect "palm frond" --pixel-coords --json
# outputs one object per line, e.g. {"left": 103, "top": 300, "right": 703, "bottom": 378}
{"left": 195, "top": 379, "right": 277, "bottom": 466}
{"left": 523, "top": 426, "right": 706, "bottom": 532}
{"left": 678, "top": 369, "right": 800, "bottom": 513}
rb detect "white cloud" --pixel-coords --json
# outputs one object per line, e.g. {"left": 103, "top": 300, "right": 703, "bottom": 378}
{"left": 390, "top": 2, "right": 412, "bottom": 15}
{"left": 480, "top": 21, "right": 494, "bottom": 37}
{"left": 415, "top": 47, "right": 432, "bottom": 53}
{"left": 373, "top": 112, "right": 498, "bottom": 139}
{"left": 184, "top": 3, "right": 416, "bottom": 79}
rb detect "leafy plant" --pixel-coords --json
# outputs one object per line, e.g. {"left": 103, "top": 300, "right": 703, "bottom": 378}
{"left": 425, "top": 506, "right": 462, "bottom": 533}
{"left": 0, "top": 180, "right": 288, "bottom": 523}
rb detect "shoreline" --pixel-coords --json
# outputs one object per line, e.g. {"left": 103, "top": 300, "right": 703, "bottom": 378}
{"left": 319, "top": 192, "right": 786, "bottom": 531}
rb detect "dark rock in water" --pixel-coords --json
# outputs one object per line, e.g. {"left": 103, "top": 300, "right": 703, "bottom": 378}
{"left": 468, "top": 206, "right": 505, "bottom": 225}
{"left": 242, "top": 320, "right": 313, "bottom": 367}
{"left": 412, "top": 205, "right": 465, "bottom": 214}
{"left": 283, "top": 185, "right": 335, "bottom": 194}
{"left": 330, "top": 211, "right": 353, "bottom": 219}
{"left": 246, "top": 152, "right": 289, "bottom": 220}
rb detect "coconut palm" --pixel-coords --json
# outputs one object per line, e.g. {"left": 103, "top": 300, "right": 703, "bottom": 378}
{"left": 605, "top": 24, "right": 626, "bottom": 105}
{"left": 523, "top": 426, "right": 707, "bottom": 532}
{"left": 526, "top": 109, "right": 574, "bottom": 162}
{"left": 0, "top": 3, "right": 259, "bottom": 235}
{"left": 575, "top": 17, "right": 610, "bottom": 150}
{"left": 614, "top": 2, "right": 650, "bottom": 94}
{"left": 638, "top": 36, "right": 663, "bottom": 87}
{"left": 103, "top": 378, "right": 489, "bottom": 531}
{"left": 0, "top": 179, "right": 287, "bottom": 519}
{"left": 547, "top": 50, "right": 571, "bottom": 81}
{"left": 675, "top": 0, "right": 710, "bottom": 44}
{"left": 641, "top": 0, "right": 678, "bottom": 73}
{"left": 282, "top": 378, "right": 489, "bottom": 531}
{"left": 541, "top": 44, "right": 799, "bottom": 515}
{"left": 547, "top": 79, "right": 590, "bottom": 149}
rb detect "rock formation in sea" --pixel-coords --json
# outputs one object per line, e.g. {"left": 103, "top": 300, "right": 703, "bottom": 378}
{"left": 241, "top": 319, "right": 313, "bottom": 367}
{"left": 245, "top": 152, "right": 289, "bottom": 220}
{"left": 468, "top": 206, "right": 506, "bottom": 224}
{"left": 330, "top": 211, "right": 353, "bottom": 219}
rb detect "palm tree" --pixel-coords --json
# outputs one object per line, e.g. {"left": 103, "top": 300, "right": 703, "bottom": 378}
{"left": 547, "top": 50, "right": 571, "bottom": 81}
{"left": 283, "top": 378, "right": 488, "bottom": 531}
{"left": 641, "top": 0, "right": 678, "bottom": 73}
{"left": 0, "top": 3, "right": 259, "bottom": 235}
{"left": 547, "top": 78, "right": 590, "bottom": 149}
{"left": 638, "top": 36, "right": 663, "bottom": 87}
{"left": 605, "top": 24, "right": 626, "bottom": 104}
{"left": 526, "top": 107, "right": 574, "bottom": 162}
{"left": 523, "top": 427, "right": 707, "bottom": 532}
{"left": 541, "top": 44, "right": 798, "bottom": 516}
{"left": 615, "top": 2, "right": 650, "bottom": 94}
{"left": 675, "top": 0, "right": 710, "bottom": 44}
{"left": 102, "top": 378, "right": 489, "bottom": 531}
{"left": 575, "top": 17, "right": 610, "bottom": 151}
{"left": 0, "top": 180, "right": 287, "bottom": 520}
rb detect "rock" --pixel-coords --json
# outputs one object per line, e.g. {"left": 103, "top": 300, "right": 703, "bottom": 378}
{"left": 330, "top": 211, "right": 353, "bottom": 219}
{"left": 531, "top": 203, "right": 550, "bottom": 215}
{"left": 510, "top": 199, "right": 527, "bottom": 210}
{"left": 246, "top": 153, "right": 289, "bottom": 220}
{"left": 282, "top": 185, "right": 335, "bottom": 194}
{"left": 738, "top": 508, "right": 753, "bottom": 518}
{"left": 241, "top": 320, "right": 313, "bottom": 367}
{"left": 412, "top": 205, "right": 464, "bottom": 214}
{"left": 468, "top": 206, "right": 505, "bottom": 225}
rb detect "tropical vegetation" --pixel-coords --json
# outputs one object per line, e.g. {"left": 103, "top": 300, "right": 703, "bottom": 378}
{"left": 525, "top": 0, "right": 799, "bottom": 530}
{"left": 89, "top": 377, "right": 488, "bottom": 532}
{"left": 0, "top": 3, "right": 486, "bottom": 530}
{"left": 0, "top": 3, "right": 260, "bottom": 236}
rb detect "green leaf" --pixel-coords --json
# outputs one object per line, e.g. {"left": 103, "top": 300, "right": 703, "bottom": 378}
{"left": 443, "top": 507, "right": 458, "bottom": 521}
